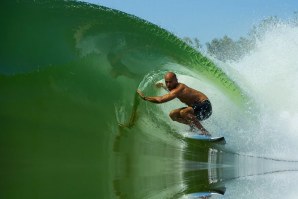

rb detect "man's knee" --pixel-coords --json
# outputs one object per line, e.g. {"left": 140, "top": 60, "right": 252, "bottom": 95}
{"left": 180, "top": 108, "right": 190, "bottom": 118}
{"left": 180, "top": 108, "right": 193, "bottom": 118}
{"left": 169, "top": 110, "right": 178, "bottom": 121}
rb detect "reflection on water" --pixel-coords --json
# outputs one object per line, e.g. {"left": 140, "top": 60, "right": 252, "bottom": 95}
{"left": 112, "top": 126, "right": 226, "bottom": 198}
{"left": 113, "top": 125, "right": 298, "bottom": 198}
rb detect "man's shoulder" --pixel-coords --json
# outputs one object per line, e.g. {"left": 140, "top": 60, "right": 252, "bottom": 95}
{"left": 178, "top": 83, "right": 186, "bottom": 87}
{"left": 169, "top": 83, "right": 183, "bottom": 94}
{"left": 178, "top": 83, "right": 189, "bottom": 90}
{"left": 173, "top": 83, "right": 186, "bottom": 93}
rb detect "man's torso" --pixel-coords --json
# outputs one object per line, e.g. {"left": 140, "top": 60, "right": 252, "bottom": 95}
{"left": 174, "top": 83, "right": 208, "bottom": 106}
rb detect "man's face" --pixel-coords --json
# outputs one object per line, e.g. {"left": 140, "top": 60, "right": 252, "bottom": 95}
{"left": 165, "top": 76, "right": 178, "bottom": 90}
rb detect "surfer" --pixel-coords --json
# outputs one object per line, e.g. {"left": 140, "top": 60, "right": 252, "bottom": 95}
{"left": 137, "top": 72, "right": 212, "bottom": 136}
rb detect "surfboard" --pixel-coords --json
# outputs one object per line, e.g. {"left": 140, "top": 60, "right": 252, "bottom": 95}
{"left": 186, "top": 191, "right": 224, "bottom": 198}
{"left": 184, "top": 134, "right": 226, "bottom": 144}
{"left": 188, "top": 192, "right": 212, "bottom": 197}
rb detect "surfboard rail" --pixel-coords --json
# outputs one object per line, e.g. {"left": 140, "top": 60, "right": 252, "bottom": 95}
{"left": 184, "top": 134, "right": 226, "bottom": 144}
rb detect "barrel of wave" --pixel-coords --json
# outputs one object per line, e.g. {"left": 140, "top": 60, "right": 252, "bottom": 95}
{"left": 137, "top": 68, "right": 249, "bottom": 142}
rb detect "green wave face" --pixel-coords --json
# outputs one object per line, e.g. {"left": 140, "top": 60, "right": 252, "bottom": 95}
{"left": 1, "top": 1, "right": 247, "bottom": 198}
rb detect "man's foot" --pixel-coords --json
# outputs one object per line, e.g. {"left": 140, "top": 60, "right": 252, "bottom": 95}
{"left": 189, "top": 125, "right": 197, "bottom": 132}
{"left": 199, "top": 130, "right": 211, "bottom": 136}
{"left": 190, "top": 126, "right": 211, "bottom": 136}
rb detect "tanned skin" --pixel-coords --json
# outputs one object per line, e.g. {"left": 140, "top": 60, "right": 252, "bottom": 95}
{"left": 137, "top": 72, "right": 210, "bottom": 135}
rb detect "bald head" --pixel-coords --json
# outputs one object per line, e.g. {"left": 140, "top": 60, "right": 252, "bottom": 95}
{"left": 164, "top": 72, "right": 178, "bottom": 90}
{"left": 164, "top": 72, "right": 177, "bottom": 80}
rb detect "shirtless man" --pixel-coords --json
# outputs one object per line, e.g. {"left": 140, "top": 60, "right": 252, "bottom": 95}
{"left": 137, "top": 72, "right": 212, "bottom": 135}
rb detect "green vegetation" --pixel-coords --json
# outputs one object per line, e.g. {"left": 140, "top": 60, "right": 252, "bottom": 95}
{"left": 184, "top": 13, "right": 298, "bottom": 62}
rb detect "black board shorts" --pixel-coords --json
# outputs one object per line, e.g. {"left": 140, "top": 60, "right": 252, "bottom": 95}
{"left": 191, "top": 100, "right": 212, "bottom": 121}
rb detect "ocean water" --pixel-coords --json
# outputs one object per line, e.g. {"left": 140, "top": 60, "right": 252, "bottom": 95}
{"left": 1, "top": 1, "right": 298, "bottom": 198}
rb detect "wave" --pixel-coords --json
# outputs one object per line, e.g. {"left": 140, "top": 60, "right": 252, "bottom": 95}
{"left": 3, "top": 1, "right": 297, "bottom": 198}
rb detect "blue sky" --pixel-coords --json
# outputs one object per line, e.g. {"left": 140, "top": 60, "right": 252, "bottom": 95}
{"left": 83, "top": 0, "right": 298, "bottom": 44}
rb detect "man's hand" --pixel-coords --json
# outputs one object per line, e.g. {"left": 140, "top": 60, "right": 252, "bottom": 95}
{"left": 137, "top": 90, "right": 146, "bottom": 100}
{"left": 155, "top": 82, "right": 164, "bottom": 88}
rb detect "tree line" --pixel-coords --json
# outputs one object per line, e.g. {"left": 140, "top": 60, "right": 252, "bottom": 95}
{"left": 183, "top": 13, "right": 298, "bottom": 62}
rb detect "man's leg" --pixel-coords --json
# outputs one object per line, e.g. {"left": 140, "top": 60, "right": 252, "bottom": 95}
{"left": 179, "top": 107, "right": 210, "bottom": 135}
{"left": 169, "top": 108, "right": 189, "bottom": 125}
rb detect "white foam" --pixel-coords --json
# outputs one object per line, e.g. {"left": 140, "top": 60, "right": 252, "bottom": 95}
{"left": 221, "top": 22, "right": 298, "bottom": 159}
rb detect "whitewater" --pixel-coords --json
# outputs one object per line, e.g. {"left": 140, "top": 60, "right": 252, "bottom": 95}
{"left": 212, "top": 22, "right": 298, "bottom": 199}
{"left": 218, "top": 22, "right": 298, "bottom": 159}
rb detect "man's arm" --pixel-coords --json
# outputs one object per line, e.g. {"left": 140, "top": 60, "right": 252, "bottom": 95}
{"left": 137, "top": 90, "right": 177, "bottom": 104}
